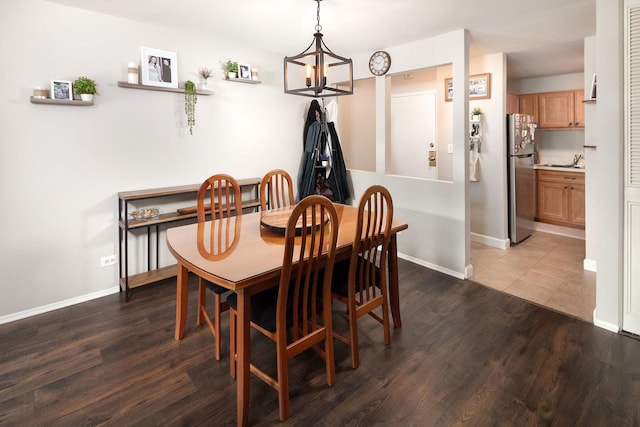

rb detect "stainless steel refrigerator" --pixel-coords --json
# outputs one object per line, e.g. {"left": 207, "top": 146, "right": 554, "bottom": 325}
{"left": 507, "top": 114, "right": 536, "bottom": 244}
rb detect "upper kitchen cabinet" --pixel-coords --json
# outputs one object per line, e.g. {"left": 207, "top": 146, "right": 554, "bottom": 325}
{"left": 538, "top": 90, "right": 584, "bottom": 129}
{"left": 519, "top": 93, "right": 539, "bottom": 123}
{"left": 507, "top": 93, "right": 520, "bottom": 114}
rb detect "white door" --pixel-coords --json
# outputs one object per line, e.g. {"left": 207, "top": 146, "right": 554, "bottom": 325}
{"left": 389, "top": 91, "right": 437, "bottom": 180}
{"left": 624, "top": 0, "right": 640, "bottom": 335}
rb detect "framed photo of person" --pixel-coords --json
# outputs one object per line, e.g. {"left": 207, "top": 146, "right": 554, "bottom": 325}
{"left": 238, "top": 63, "right": 252, "bottom": 80}
{"left": 51, "top": 80, "right": 72, "bottom": 100}
{"left": 140, "top": 46, "right": 178, "bottom": 88}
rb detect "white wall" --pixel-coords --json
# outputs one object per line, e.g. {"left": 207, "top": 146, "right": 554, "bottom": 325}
{"left": 347, "top": 30, "right": 471, "bottom": 277}
{"left": 0, "top": 0, "right": 306, "bottom": 318}
{"left": 468, "top": 53, "right": 509, "bottom": 246}
{"left": 594, "top": 0, "right": 624, "bottom": 330}
{"left": 584, "top": 36, "right": 598, "bottom": 269}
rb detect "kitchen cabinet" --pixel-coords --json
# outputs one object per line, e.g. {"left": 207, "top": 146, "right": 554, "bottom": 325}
{"left": 507, "top": 93, "right": 520, "bottom": 114}
{"left": 536, "top": 169, "right": 585, "bottom": 228}
{"left": 519, "top": 93, "right": 538, "bottom": 123}
{"left": 538, "top": 90, "right": 584, "bottom": 129}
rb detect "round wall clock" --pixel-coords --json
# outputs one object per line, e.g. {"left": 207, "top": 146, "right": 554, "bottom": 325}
{"left": 369, "top": 50, "right": 391, "bottom": 76}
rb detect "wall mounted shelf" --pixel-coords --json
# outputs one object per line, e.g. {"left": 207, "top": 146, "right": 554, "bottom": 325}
{"left": 117, "top": 81, "right": 213, "bottom": 95}
{"left": 224, "top": 78, "right": 261, "bottom": 85}
{"left": 582, "top": 99, "right": 596, "bottom": 104}
{"left": 30, "top": 97, "right": 94, "bottom": 106}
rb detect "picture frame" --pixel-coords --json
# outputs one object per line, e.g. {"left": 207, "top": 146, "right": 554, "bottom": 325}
{"left": 444, "top": 73, "right": 491, "bottom": 102}
{"left": 140, "top": 46, "right": 178, "bottom": 88}
{"left": 589, "top": 73, "right": 597, "bottom": 100}
{"left": 51, "top": 80, "right": 72, "bottom": 100}
{"left": 237, "top": 63, "right": 252, "bottom": 80}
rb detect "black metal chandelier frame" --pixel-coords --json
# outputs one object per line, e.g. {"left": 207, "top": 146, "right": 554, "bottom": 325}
{"left": 283, "top": 0, "right": 353, "bottom": 98}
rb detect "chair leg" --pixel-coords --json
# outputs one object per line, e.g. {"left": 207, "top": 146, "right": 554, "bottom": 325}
{"left": 382, "top": 295, "right": 391, "bottom": 345}
{"left": 324, "top": 311, "right": 336, "bottom": 387}
{"left": 348, "top": 300, "right": 360, "bottom": 369}
{"left": 276, "top": 338, "right": 289, "bottom": 421}
{"left": 229, "top": 309, "right": 236, "bottom": 379}
{"left": 212, "top": 293, "right": 221, "bottom": 360}
{"left": 197, "top": 278, "right": 206, "bottom": 325}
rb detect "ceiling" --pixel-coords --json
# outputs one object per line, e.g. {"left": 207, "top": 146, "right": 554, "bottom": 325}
{"left": 47, "top": 0, "right": 596, "bottom": 79}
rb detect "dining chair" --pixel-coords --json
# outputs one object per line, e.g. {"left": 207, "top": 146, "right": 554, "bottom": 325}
{"left": 260, "top": 169, "right": 295, "bottom": 211}
{"left": 227, "top": 194, "right": 339, "bottom": 420}
{"left": 331, "top": 185, "right": 393, "bottom": 369}
{"left": 196, "top": 173, "right": 243, "bottom": 360}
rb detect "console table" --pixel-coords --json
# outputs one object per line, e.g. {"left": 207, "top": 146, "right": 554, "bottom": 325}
{"left": 118, "top": 178, "right": 260, "bottom": 301}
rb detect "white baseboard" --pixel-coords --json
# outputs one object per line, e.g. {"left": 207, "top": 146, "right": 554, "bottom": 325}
{"left": 583, "top": 259, "right": 597, "bottom": 272}
{"left": 0, "top": 286, "right": 120, "bottom": 325}
{"left": 398, "top": 252, "right": 466, "bottom": 279}
{"left": 465, "top": 264, "right": 473, "bottom": 278}
{"left": 593, "top": 309, "right": 620, "bottom": 333}
{"left": 470, "top": 232, "right": 509, "bottom": 249}
{"left": 533, "top": 222, "right": 585, "bottom": 240}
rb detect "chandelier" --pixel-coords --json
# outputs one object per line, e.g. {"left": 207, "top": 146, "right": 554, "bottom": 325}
{"left": 283, "top": 0, "right": 353, "bottom": 98}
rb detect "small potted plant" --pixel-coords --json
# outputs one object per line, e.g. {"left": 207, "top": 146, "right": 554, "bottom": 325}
{"left": 222, "top": 59, "right": 238, "bottom": 79}
{"left": 73, "top": 76, "right": 97, "bottom": 102}
{"left": 184, "top": 80, "right": 197, "bottom": 135}
{"left": 198, "top": 66, "right": 213, "bottom": 90}
{"left": 471, "top": 107, "right": 482, "bottom": 121}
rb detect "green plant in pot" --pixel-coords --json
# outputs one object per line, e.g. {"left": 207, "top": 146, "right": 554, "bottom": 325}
{"left": 184, "top": 80, "right": 197, "bottom": 135}
{"left": 73, "top": 76, "right": 97, "bottom": 101}
{"left": 223, "top": 59, "right": 238, "bottom": 79}
{"left": 471, "top": 107, "right": 482, "bottom": 116}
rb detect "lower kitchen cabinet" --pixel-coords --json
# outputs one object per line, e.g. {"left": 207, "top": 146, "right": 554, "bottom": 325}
{"left": 536, "top": 169, "right": 585, "bottom": 229}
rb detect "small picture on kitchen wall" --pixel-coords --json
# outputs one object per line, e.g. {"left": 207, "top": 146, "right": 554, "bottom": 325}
{"left": 444, "top": 73, "right": 491, "bottom": 102}
{"left": 590, "top": 73, "right": 597, "bottom": 100}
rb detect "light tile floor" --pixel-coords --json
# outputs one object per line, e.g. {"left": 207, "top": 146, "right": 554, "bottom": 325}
{"left": 470, "top": 231, "right": 596, "bottom": 322}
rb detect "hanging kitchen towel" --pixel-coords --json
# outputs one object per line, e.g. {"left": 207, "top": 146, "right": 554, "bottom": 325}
{"left": 469, "top": 155, "right": 479, "bottom": 182}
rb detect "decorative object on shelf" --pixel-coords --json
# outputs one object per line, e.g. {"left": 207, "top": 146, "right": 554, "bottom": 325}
{"left": 130, "top": 207, "right": 159, "bottom": 220}
{"left": 284, "top": 0, "right": 353, "bottom": 98}
{"left": 222, "top": 59, "right": 238, "bottom": 79}
{"left": 198, "top": 66, "right": 213, "bottom": 90}
{"left": 589, "top": 73, "right": 597, "bottom": 100}
{"left": 238, "top": 63, "right": 251, "bottom": 80}
{"left": 184, "top": 80, "right": 197, "bottom": 135}
{"left": 251, "top": 68, "right": 259, "bottom": 81}
{"left": 445, "top": 73, "right": 491, "bottom": 102}
{"left": 51, "top": 80, "right": 72, "bottom": 100}
{"left": 127, "top": 62, "right": 139, "bottom": 84}
{"left": 33, "top": 87, "right": 48, "bottom": 99}
{"left": 140, "top": 46, "right": 178, "bottom": 88}
{"left": 73, "top": 76, "right": 97, "bottom": 102}
{"left": 471, "top": 107, "right": 482, "bottom": 121}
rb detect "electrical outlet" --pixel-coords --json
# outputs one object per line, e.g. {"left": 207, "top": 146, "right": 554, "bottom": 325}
{"left": 100, "top": 255, "right": 116, "bottom": 267}
{"left": 447, "top": 144, "right": 454, "bottom": 153}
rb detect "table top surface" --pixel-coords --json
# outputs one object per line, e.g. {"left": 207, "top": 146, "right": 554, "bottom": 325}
{"left": 166, "top": 204, "right": 408, "bottom": 291}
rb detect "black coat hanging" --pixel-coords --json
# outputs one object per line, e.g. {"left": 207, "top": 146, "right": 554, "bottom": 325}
{"left": 298, "top": 100, "right": 350, "bottom": 204}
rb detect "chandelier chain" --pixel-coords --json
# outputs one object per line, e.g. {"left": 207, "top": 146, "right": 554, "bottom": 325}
{"left": 315, "top": 0, "right": 322, "bottom": 32}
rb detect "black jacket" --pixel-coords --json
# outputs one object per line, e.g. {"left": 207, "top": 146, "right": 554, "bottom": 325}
{"left": 298, "top": 113, "right": 350, "bottom": 204}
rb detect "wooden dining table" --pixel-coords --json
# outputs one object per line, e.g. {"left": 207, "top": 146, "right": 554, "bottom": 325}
{"left": 166, "top": 203, "right": 408, "bottom": 426}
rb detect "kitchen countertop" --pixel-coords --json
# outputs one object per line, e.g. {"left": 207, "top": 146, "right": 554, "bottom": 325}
{"left": 534, "top": 164, "right": 585, "bottom": 173}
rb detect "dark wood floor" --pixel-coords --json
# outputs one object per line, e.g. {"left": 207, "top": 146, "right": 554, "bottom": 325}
{"left": 1, "top": 260, "right": 639, "bottom": 426}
